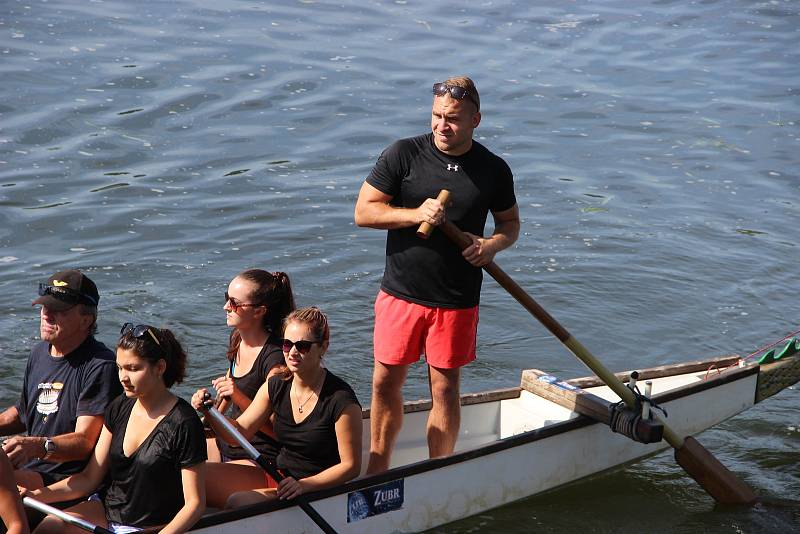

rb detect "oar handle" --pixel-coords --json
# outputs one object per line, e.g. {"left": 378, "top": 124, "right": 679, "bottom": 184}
{"left": 416, "top": 189, "right": 451, "bottom": 239}
{"left": 205, "top": 407, "right": 338, "bottom": 534}
{"left": 23, "top": 497, "right": 113, "bottom": 534}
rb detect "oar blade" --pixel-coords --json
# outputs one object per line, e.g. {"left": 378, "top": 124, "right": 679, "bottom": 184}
{"left": 674, "top": 436, "right": 758, "bottom": 505}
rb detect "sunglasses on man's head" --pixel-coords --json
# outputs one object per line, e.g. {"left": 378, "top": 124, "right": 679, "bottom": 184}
{"left": 38, "top": 283, "right": 97, "bottom": 306}
{"left": 432, "top": 82, "right": 477, "bottom": 108}
{"left": 224, "top": 292, "right": 258, "bottom": 313}
{"left": 280, "top": 338, "right": 320, "bottom": 354}
{"left": 120, "top": 322, "right": 161, "bottom": 346}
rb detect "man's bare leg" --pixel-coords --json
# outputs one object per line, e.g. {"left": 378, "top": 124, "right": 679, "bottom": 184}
{"left": 427, "top": 365, "right": 461, "bottom": 458}
{"left": 366, "top": 361, "right": 408, "bottom": 474}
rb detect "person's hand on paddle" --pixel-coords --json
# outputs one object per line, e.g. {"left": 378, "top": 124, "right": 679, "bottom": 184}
{"left": 211, "top": 375, "right": 236, "bottom": 401}
{"left": 461, "top": 232, "right": 498, "bottom": 267}
{"left": 190, "top": 388, "right": 214, "bottom": 412}
{"left": 276, "top": 475, "right": 306, "bottom": 500}
{"left": 415, "top": 197, "right": 446, "bottom": 227}
{"left": 2, "top": 436, "right": 43, "bottom": 467}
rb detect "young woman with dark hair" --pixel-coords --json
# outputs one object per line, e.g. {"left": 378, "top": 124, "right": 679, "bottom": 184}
{"left": 27, "top": 324, "right": 206, "bottom": 534}
{"left": 193, "top": 307, "right": 362, "bottom": 509}
{"left": 201, "top": 270, "right": 295, "bottom": 508}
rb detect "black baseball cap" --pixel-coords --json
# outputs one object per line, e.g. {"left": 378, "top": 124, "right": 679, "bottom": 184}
{"left": 32, "top": 270, "right": 100, "bottom": 311}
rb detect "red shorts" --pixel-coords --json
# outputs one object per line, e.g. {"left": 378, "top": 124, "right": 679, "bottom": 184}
{"left": 373, "top": 290, "right": 478, "bottom": 369}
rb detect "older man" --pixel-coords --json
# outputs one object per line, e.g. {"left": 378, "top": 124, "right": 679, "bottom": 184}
{"left": 355, "top": 76, "right": 520, "bottom": 473}
{"left": 0, "top": 270, "right": 120, "bottom": 490}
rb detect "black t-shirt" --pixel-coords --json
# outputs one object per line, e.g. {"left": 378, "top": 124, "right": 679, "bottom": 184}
{"left": 102, "top": 395, "right": 207, "bottom": 527}
{"left": 366, "top": 133, "right": 517, "bottom": 308}
{"left": 15, "top": 337, "right": 121, "bottom": 478}
{"left": 218, "top": 337, "right": 283, "bottom": 461}
{"left": 269, "top": 371, "right": 360, "bottom": 480}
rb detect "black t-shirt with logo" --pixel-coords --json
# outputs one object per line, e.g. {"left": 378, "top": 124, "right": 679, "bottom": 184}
{"left": 102, "top": 395, "right": 207, "bottom": 527}
{"left": 269, "top": 371, "right": 360, "bottom": 480}
{"left": 15, "top": 337, "right": 121, "bottom": 478}
{"left": 366, "top": 133, "right": 516, "bottom": 308}
{"left": 217, "top": 338, "right": 284, "bottom": 461}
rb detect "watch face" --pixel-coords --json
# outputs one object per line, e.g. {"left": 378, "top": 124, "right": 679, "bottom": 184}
{"left": 45, "top": 439, "right": 56, "bottom": 453}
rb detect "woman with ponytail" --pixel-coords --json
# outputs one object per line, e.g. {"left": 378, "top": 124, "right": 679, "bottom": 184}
{"left": 203, "top": 270, "right": 295, "bottom": 507}
{"left": 27, "top": 324, "right": 206, "bottom": 534}
{"left": 193, "top": 307, "right": 362, "bottom": 509}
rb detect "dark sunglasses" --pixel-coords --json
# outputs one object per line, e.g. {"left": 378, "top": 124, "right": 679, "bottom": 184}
{"left": 432, "top": 82, "right": 477, "bottom": 108}
{"left": 120, "top": 322, "right": 161, "bottom": 346}
{"left": 224, "top": 291, "right": 258, "bottom": 313}
{"left": 38, "top": 283, "right": 97, "bottom": 306}
{"left": 280, "top": 338, "right": 321, "bottom": 354}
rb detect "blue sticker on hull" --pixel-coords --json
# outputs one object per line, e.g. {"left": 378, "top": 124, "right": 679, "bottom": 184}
{"left": 347, "top": 479, "right": 404, "bottom": 523}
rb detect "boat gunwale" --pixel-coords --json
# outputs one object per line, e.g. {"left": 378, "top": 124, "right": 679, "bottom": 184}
{"left": 183, "top": 356, "right": 760, "bottom": 531}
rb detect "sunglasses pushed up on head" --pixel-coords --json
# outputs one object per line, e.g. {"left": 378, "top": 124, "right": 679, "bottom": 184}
{"left": 120, "top": 322, "right": 161, "bottom": 346}
{"left": 432, "top": 82, "right": 478, "bottom": 110}
{"left": 38, "top": 283, "right": 98, "bottom": 306}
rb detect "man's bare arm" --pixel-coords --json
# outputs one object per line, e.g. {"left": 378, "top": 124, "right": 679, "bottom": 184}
{"left": 354, "top": 181, "right": 444, "bottom": 230}
{"left": 3, "top": 414, "right": 104, "bottom": 467}
{"left": 0, "top": 407, "right": 25, "bottom": 437}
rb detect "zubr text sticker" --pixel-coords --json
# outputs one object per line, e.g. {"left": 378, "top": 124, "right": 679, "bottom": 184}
{"left": 347, "top": 479, "right": 404, "bottom": 523}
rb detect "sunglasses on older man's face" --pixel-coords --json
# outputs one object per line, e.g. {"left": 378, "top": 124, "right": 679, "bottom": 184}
{"left": 280, "top": 338, "right": 320, "bottom": 354}
{"left": 120, "top": 322, "right": 161, "bottom": 346}
{"left": 38, "top": 283, "right": 97, "bottom": 306}
{"left": 432, "top": 82, "right": 477, "bottom": 109}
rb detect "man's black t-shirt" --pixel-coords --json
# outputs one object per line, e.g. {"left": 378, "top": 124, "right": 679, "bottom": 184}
{"left": 366, "top": 133, "right": 516, "bottom": 308}
{"left": 269, "top": 371, "right": 360, "bottom": 480}
{"left": 218, "top": 337, "right": 284, "bottom": 461}
{"left": 102, "top": 395, "right": 207, "bottom": 527}
{"left": 15, "top": 337, "right": 120, "bottom": 478}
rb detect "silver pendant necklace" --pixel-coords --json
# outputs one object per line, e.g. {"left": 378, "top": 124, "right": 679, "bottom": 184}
{"left": 295, "top": 371, "right": 325, "bottom": 413}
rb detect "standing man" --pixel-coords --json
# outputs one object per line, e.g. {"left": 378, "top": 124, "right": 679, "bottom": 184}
{"left": 355, "top": 76, "right": 520, "bottom": 474}
{"left": 0, "top": 270, "right": 121, "bottom": 490}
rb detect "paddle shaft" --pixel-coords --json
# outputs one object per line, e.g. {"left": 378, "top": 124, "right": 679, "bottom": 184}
{"left": 427, "top": 216, "right": 756, "bottom": 504}
{"left": 205, "top": 407, "right": 338, "bottom": 534}
{"left": 23, "top": 497, "right": 113, "bottom": 534}
{"left": 441, "top": 222, "right": 646, "bottom": 411}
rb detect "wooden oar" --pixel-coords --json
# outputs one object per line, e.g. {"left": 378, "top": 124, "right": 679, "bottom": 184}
{"left": 23, "top": 497, "right": 113, "bottom": 534}
{"left": 416, "top": 189, "right": 451, "bottom": 239}
{"left": 204, "top": 405, "right": 338, "bottom": 534}
{"left": 419, "top": 192, "right": 757, "bottom": 505}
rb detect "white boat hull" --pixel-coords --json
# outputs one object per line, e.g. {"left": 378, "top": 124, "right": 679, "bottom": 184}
{"left": 182, "top": 356, "right": 777, "bottom": 534}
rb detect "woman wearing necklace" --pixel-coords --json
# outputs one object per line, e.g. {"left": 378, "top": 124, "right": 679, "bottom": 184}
{"left": 193, "top": 307, "right": 362, "bottom": 508}
{"left": 28, "top": 324, "right": 206, "bottom": 534}
{"left": 201, "top": 269, "right": 295, "bottom": 508}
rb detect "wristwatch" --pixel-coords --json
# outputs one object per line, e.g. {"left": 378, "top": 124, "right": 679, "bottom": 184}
{"left": 42, "top": 437, "right": 56, "bottom": 459}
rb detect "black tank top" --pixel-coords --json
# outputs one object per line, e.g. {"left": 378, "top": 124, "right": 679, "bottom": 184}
{"left": 217, "top": 337, "right": 284, "bottom": 461}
